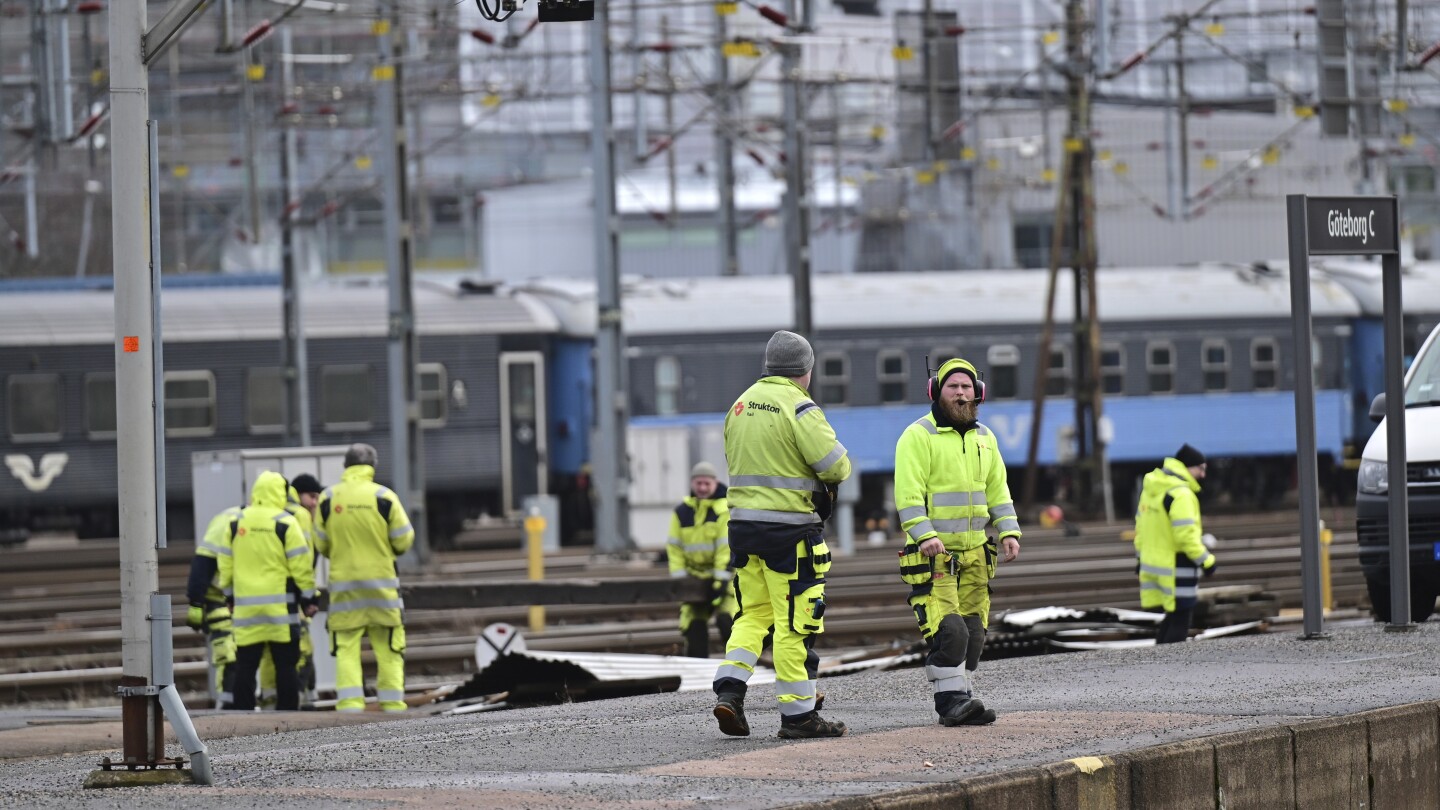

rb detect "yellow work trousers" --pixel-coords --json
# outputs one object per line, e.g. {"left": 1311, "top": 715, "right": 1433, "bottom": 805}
{"left": 715, "top": 538, "right": 828, "bottom": 718}
{"left": 332, "top": 625, "right": 407, "bottom": 712}
{"left": 909, "top": 545, "right": 992, "bottom": 637}
{"left": 207, "top": 621, "right": 237, "bottom": 707}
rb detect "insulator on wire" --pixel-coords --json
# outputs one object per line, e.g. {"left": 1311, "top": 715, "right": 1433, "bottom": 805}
{"left": 943, "top": 25, "right": 965, "bottom": 37}
{"left": 241, "top": 20, "right": 274, "bottom": 47}
{"left": 470, "top": 29, "right": 496, "bottom": 45}
{"left": 1115, "top": 51, "right": 1146, "bottom": 75}
{"left": 75, "top": 1, "right": 104, "bottom": 13}
{"left": 757, "top": 4, "right": 787, "bottom": 27}
{"left": 1419, "top": 41, "right": 1440, "bottom": 67}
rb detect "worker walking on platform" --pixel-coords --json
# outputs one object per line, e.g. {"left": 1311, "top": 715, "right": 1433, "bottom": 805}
{"left": 668, "top": 461, "right": 736, "bottom": 658}
{"left": 1135, "top": 444, "right": 1217, "bottom": 644}
{"left": 894, "top": 357, "right": 1021, "bottom": 727}
{"left": 259, "top": 473, "right": 324, "bottom": 708}
{"left": 219, "top": 470, "right": 318, "bottom": 711}
{"left": 713, "top": 330, "right": 851, "bottom": 739}
{"left": 316, "top": 444, "right": 415, "bottom": 712}
{"left": 186, "top": 504, "right": 243, "bottom": 708}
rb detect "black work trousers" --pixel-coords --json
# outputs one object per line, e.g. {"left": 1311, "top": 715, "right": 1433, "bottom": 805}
{"left": 229, "top": 637, "right": 300, "bottom": 710}
{"left": 1156, "top": 607, "right": 1194, "bottom": 645}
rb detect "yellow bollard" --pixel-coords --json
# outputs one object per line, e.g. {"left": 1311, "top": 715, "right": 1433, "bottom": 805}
{"left": 1319, "top": 521, "right": 1333, "bottom": 613}
{"left": 525, "top": 509, "right": 547, "bottom": 634}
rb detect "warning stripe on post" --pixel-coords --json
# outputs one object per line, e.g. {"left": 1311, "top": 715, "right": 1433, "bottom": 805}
{"left": 123, "top": 336, "right": 139, "bottom": 352}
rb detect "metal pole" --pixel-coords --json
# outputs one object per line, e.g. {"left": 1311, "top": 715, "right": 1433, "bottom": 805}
{"left": 713, "top": 5, "right": 739, "bottom": 276}
{"left": 280, "top": 27, "right": 311, "bottom": 447}
{"left": 23, "top": 162, "right": 38, "bottom": 258}
{"left": 109, "top": 0, "right": 162, "bottom": 763}
{"left": 1381, "top": 250, "right": 1412, "bottom": 629}
{"left": 241, "top": 45, "right": 262, "bottom": 245}
{"left": 376, "top": 9, "right": 429, "bottom": 564}
{"left": 1163, "top": 64, "right": 1179, "bottom": 219}
{"left": 661, "top": 15, "right": 677, "bottom": 223}
{"left": 1175, "top": 28, "right": 1189, "bottom": 218}
{"left": 592, "top": 0, "right": 632, "bottom": 554}
{"left": 630, "top": 0, "right": 645, "bottom": 159}
{"left": 782, "top": 0, "right": 811, "bottom": 335}
{"left": 920, "top": 0, "right": 935, "bottom": 162}
{"left": 54, "top": 0, "right": 73, "bottom": 140}
{"left": 168, "top": 48, "right": 188, "bottom": 273}
{"left": 1285, "top": 194, "right": 1326, "bottom": 639}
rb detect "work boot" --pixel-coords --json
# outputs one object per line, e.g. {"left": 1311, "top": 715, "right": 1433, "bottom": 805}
{"left": 935, "top": 690, "right": 986, "bottom": 727}
{"left": 777, "top": 711, "right": 847, "bottom": 739}
{"left": 713, "top": 692, "right": 750, "bottom": 737}
{"left": 956, "top": 708, "right": 997, "bottom": 726}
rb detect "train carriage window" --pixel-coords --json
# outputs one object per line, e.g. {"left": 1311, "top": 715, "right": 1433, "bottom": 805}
{"left": 419, "top": 363, "right": 448, "bottom": 427}
{"left": 164, "top": 371, "right": 217, "bottom": 437}
{"left": 1251, "top": 338, "right": 1278, "bottom": 391}
{"left": 817, "top": 353, "right": 849, "bottom": 405}
{"left": 877, "top": 350, "right": 907, "bottom": 403}
{"left": 85, "top": 373, "right": 117, "bottom": 438}
{"left": 1146, "top": 342, "right": 1175, "bottom": 394}
{"left": 987, "top": 345, "right": 1019, "bottom": 400}
{"left": 7, "top": 374, "right": 62, "bottom": 442}
{"left": 654, "top": 357, "right": 680, "bottom": 416}
{"left": 1101, "top": 343, "right": 1125, "bottom": 396}
{"left": 321, "top": 365, "right": 373, "bottom": 431}
{"left": 1201, "top": 339, "right": 1229, "bottom": 392}
{"left": 246, "top": 367, "right": 285, "bottom": 434}
{"left": 1046, "top": 347, "right": 1071, "bottom": 397}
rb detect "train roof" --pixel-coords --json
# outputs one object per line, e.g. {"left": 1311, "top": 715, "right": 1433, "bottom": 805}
{"left": 1310, "top": 259, "right": 1440, "bottom": 316}
{"left": 516, "top": 265, "right": 1363, "bottom": 336}
{"left": 0, "top": 277, "right": 560, "bottom": 347}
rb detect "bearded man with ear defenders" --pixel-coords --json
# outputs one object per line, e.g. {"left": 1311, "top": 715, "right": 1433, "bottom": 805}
{"left": 894, "top": 357, "right": 1021, "bottom": 727}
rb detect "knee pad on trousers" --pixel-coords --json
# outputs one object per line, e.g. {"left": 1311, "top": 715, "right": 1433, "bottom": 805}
{"left": 928, "top": 614, "right": 969, "bottom": 669}
{"left": 963, "top": 615, "right": 986, "bottom": 671}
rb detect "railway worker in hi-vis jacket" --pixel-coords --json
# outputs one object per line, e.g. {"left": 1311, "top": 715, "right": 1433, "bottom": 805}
{"left": 315, "top": 443, "right": 415, "bottom": 712}
{"left": 217, "top": 470, "right": 318, "bottom": 711}
{"left": 187, "top": 505, "right": 244, "bottom": 707}
{"left": 258, "top": 473, "right": 325, "bottom": 708}
{"left": 1134, "top": 444, "right": 1217, "bottom": 644}
{"left": 712, "top": 330, "right": 851, "bottom": 740}
{"left": 667, "top": 461, "right": 737, "bottom": 659}
{"left": 894, "top": 357, "right": 1021, "bottom": 727}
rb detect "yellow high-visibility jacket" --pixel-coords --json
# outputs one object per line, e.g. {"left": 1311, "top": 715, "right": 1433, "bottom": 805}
{"left": 218, "top": 471, "right": 316, "bottom": 645}
{"left": 191, "top": 506, "right": 242, "bottom": 606}
{"left": 1134, "top": 457, "right": 1214, "bottom": 612}
{"left": 894, "top": 413, "right": 1021, "bottom": 554}
{"left": 315, "top": 465, "right": 414, "bottom": 630}
{"left": 724, "top": 376, "right": 850, "bottom": 525}
{"left": 667, "top": 484, "right": 732, "bottom": 582}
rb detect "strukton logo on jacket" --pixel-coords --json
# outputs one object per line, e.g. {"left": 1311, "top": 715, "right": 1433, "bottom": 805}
{"left": 334, "top": 505, "right": 344, "bottom": 513}
{"left": 745, "top": 401, "right": 781, "bottom": 414}
{"left": 4, "top": 453, "right": 69, "bottom": 493}
{"left": 733, "top": 402, "right": 744, "bottom": 416}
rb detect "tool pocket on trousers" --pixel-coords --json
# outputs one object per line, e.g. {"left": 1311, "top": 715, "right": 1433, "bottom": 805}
{"left": 212, "top": 631, "right": 237, "bottom": 665}
{"left": 787, "top": 579, "right": 826, "bottom": 636}
{"left": 806, "top": 536, "right": 833, "bottom": 577}
{"left": 898, "top": 542, "right": 934, "bottom": 585}
{"left": 907, "top": 586, "right": 938, "bottom": 638}
{"left": 389, "top": 625, "right": 406, "bottom": 654}
{"left": 984, "top": 539, "right": 998, "bottom": 579}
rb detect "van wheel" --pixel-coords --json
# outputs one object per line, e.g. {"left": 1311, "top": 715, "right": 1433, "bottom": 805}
{"left": 1365, "top": 575, "right": 1437, "bottom": 623}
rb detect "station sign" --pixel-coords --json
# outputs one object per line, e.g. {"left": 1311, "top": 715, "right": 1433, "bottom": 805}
{"left": 1304, "top": 196, "right": 1399, "bottom": 255}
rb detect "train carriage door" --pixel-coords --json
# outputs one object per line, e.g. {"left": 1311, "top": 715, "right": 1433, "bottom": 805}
{"left": 500, "top": 352, "right": 548, "bottom": 515}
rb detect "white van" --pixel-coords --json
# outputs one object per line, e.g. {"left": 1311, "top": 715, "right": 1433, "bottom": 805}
{"left": 1356, "top": 321, "right": 1440, "bottom": 622}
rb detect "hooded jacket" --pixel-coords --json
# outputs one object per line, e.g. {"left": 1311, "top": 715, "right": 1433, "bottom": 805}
{"left": 1134, "top": 457, "right": 1215, "bottom": 612}
{"left": 218, "top": 471, "right": 315, "bottom": 645}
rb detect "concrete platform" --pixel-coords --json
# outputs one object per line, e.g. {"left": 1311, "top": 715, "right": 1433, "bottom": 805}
{"left": 0, "top": 621, "right": 1436, "bottom": 808}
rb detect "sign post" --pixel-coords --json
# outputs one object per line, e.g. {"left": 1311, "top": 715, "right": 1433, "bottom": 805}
{"left": 1286, "top": 194, "right": 1404, "bottom": 638}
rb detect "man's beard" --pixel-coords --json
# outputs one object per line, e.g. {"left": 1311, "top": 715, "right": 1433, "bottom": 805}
{"left": 941, "top": 398, "right": 979, "bottom": 424}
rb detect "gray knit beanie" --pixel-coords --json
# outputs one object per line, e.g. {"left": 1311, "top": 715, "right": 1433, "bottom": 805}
{"left": 764, "top": 330, "right": 815, "bottom": 377}
{"left": 690, "top": 461, "right": 719, "bottom": 480}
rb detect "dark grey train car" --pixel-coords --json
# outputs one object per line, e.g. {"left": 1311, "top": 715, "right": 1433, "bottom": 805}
{"left": 0, "top": 279, "right": 561, "bottom": 542}
{"left": 522, "top": 264, "right": 1362, "bottom": 512}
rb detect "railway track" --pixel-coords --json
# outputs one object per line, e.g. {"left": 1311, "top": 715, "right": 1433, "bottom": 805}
{"left": 0, "top": 511, "right": 1375, "bottom": 705}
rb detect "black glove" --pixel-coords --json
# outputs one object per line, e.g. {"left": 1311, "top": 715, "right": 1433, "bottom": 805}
{"left": 1203, "top": 560, "right": 1218, "bottom": 579}
{"left": 815, "top": 484, "right": 837, "bottom": 522}
{"left": 710, "top": 578, "right": 727, "bottom": 608}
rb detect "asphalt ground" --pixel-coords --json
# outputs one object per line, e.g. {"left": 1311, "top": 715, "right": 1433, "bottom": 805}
{"left": 0, "top": 619, "right": 1436, "bottom": 809}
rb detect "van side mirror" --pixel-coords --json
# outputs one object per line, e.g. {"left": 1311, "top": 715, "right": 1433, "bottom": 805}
{"left": 1369, "top": 393, "right": 1387, "bottom": 424}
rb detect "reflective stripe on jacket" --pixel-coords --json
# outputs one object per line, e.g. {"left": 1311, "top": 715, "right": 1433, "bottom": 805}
{"left": 218, "top": 471, "right": 316, "bottom": 645}
{"left": 724, "top": 376, "right": 851, "bottom": 525}
{"left": 315, "top": 464, "right": 414, "bottom": 630}
{"left": 667, "top": 483, "right": 732, "bottom": 581}
{"left": 894, "top": 413, "right": 1021, "bottom": 553}
{"left": 1134, "top": 457, "right": 1214, "bottom": 612}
